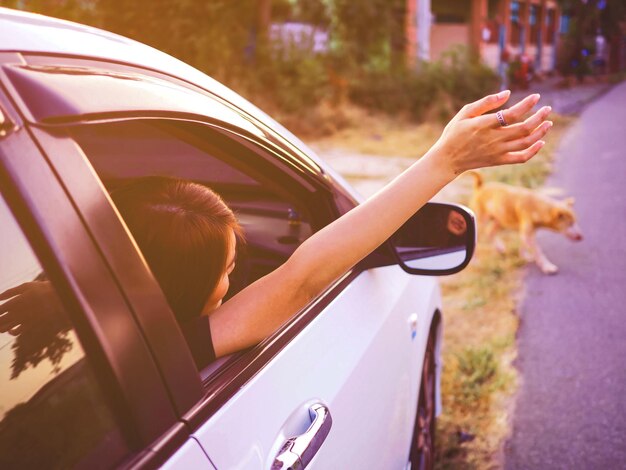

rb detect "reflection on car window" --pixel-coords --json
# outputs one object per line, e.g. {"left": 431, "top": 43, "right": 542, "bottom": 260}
{"left": 0, "top": 193, "right": 130, "bottom": 469}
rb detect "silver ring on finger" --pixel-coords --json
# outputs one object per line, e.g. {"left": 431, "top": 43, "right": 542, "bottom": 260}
{"left": 496, "top": 110, "right": 508, "bottom": 127}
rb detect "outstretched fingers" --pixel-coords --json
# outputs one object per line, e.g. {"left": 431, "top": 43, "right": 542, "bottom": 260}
{"left": 490, "top": 93, "right": 541, "bottom": 128}
{"left": 0, "top": 283, "right": 28, "bottom": 300}
{"left": 506, "top": 105, "right": 552, "bottom": 137}
{"left": 458, "top": 90, "right": 511, "bottom": 119}
{"left": 0, "top": 307, "right": 20, "bottom": 333}
{"left": 501, "top": 139, "right": 546, "bottom": 165}
{"left": 502, "top": 120, "right": 553, "bottom": 153}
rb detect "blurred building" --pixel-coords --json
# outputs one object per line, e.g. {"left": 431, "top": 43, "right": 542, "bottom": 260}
{"left": 407, "top": 0, "right": 564, "bottom": 74}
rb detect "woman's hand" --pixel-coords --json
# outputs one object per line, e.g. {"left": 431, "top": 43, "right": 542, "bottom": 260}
{"left": 1, "top": 281, "right": 73, "bottom": 379}
{"left": 430, "top": 90, "right": 552, "bottom": 178}
{"left": 0, "top": 281, "right": 66, "bottom": 336}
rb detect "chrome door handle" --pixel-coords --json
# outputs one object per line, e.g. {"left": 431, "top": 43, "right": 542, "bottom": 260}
{"left": 272, "top": 403, "right": 332, "bottom": 470}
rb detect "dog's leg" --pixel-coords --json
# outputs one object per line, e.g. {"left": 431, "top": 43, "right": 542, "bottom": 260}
{"left": 493, "top": 235, "right": 506, "bottom": 255}
{"left": 520, "top": 223, "right": 558, "bottom": 274}
{"left": 475, "top": 201, "right": 506, "bottom": 253}
{"left": 519, "top": 240, "right": 535, "bottom": 262}
{"left": 535, "top": 246, "right": 558, "bottom": 275}
{"left": 484, "top": 219, "right": 506, "bottom": 253}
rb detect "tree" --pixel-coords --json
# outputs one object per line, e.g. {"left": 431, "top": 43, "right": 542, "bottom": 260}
{"left": 557, "top": 0, "right": 626, "bottom": 77}
{"left": 330, "top": 0, "right": 407, "bottom": 72}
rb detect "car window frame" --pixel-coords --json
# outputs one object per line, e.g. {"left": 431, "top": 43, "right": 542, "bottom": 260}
{"left": 28, "top": 113, "right": 386, "bottom": 423}
{"left": 18, "top": 53, "right": 333, "bottom": 181}
{"left": 27, "top": 115, "right": 343, "bottom": 352}
{"left": 60, "top": 116, "right": 333, "bottom": 226}
{"left": 0, "top": 85, "right": 189, "bottom": 468}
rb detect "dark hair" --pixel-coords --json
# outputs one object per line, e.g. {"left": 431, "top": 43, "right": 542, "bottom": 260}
{"left": 111, "top": 176, "right": 242, "bottom": 323}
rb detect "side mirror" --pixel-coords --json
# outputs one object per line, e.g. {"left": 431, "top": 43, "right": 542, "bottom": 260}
{"left": 390, "top": 202, "right": 476, "bottom": 276}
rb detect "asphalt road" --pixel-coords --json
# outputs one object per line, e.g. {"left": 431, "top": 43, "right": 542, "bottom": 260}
{"left": 504, "top": 82, "right": 626, "bottom": 469}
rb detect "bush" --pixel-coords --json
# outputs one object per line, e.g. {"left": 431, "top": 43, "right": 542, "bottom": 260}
{"left": 245, "top": 42, "right": 331, "bottom": 114}
{"left": 557, "top": 40, "right": 594, "bottom": 81}
{"left": 428, "top": 46, "right": 501, "bottom": 111}
{"left": 348, "top": 69, "right": 435, "bottom": 119}
{"left": 349, "top": 46, "right": 500, "bottom": 122}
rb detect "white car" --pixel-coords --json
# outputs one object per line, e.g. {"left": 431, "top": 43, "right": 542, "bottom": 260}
{"left": 0, "top": 8, "right": 475, "bottom": 470}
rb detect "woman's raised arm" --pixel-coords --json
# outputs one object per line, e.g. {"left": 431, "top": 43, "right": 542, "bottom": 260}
{"left": 209, "top": 91, "right": 552, "bottom": 357}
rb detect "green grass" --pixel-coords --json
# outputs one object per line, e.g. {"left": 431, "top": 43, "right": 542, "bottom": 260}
{"left": 455, "top": 347, "right": 498, "bottom": 407}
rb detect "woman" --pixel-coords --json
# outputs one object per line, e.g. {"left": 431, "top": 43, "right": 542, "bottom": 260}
{"left": 1, "top": 91, "right": 552, "bottom": 369}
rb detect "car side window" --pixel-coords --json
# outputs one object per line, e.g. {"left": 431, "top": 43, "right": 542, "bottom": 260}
{"left": 67, "top": 119, "right": 315, "bottom": 299}
{"left": 0, "top": 193, "right": 131, "bottom": 468}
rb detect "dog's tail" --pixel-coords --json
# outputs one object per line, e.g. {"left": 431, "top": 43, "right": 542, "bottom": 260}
{"left": 466, "top": 171, "right": 483, "bottom": 190}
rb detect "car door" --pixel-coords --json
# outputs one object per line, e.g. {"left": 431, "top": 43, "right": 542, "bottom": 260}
{"left": 58, "top": 115, "right": 439, "bottom": 469}
{"left": 190, "top": 266, "right": 441, "bottom": 469}
{"left": 0, "top": 86, "right": 215, "bottom": 469}
{"left": 2, "top": 55, "right": 442, "bottom": 468}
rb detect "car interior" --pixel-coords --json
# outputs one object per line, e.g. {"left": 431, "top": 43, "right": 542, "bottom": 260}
{"left": 66, "top": 118, "right": 317, "bottom": 302}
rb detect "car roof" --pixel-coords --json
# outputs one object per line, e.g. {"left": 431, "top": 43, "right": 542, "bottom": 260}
{"left": 0, "top": 8, "right": 251, "bottom": 115}
{"left": 0, "top": 7, "right": 362, "bottom": 202}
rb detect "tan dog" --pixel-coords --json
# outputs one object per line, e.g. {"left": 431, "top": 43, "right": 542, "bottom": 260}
{"left": 468, "top": 172, "right": 583, "bottom": 274}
